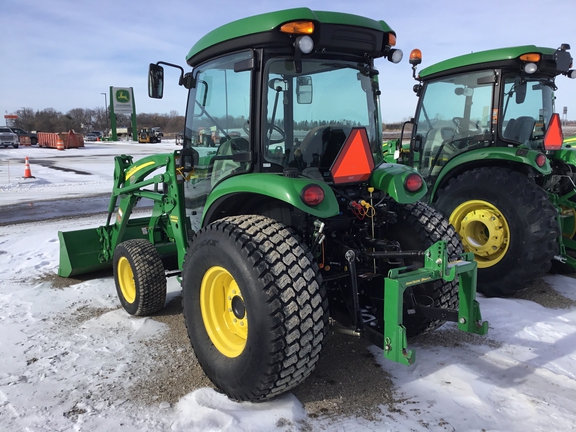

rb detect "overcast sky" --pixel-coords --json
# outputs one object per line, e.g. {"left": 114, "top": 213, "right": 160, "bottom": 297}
{"left": 2, "top": 0, "right": 576, "bottom": 124}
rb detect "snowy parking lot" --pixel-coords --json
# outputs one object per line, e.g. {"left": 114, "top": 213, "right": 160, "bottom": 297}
{"left": 1, "top": 140, "right": 576, "bottom": 431}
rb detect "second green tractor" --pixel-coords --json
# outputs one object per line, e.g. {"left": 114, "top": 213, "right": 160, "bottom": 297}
{"left": 386, "top": 45, "right": 576, "bottom": 296}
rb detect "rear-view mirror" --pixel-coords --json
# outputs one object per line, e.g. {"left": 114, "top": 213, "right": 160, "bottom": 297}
{"left": 296, "top": 76, "right": 313, "bottom": 104}
{"left": 179, "top": 147, "right": 199, "bottom": 173}
{"left": 148, "top": 64, "right": 164, "bottom": 99}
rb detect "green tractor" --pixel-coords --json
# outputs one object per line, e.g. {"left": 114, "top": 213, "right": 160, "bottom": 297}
{"left": 58, "top": 8, "right": 487, "bottom": 402}
{"left": 385, "top": 45, "right": 576, "bottom": 297}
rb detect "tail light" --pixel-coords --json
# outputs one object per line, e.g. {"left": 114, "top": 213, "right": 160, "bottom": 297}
{"left": 535, "top": 153, "right": 547, "bottom": 167}
{"left": 301, "top": 184, "right": 324, "bottom": 206}
{"left": 404, "top": 173, "right": 423, "bottom": 192}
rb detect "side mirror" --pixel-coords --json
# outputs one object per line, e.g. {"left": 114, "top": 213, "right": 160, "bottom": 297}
{"left": 296, "top": 76, "right": 313, "bottom": 104}
{"left": 179, "top": 147, "right": 199, "bottom": 173}
{"left": 148, "top": 63, "right": 164, "bottom": 99}
{"left": 412, "top": 134, "right": 423, "bottom": 153}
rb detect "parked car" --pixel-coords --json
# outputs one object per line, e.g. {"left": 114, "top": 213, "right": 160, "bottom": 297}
{"left": 0, "top": 127, "right": 20, "bottom": 148}
{"left": 8, "top": 127, "right": 38, "bottom": 145}
{"left": 89, "top": 131, "right": 104, "bottom": 139}
{"left": 84, "top": 133, "right": 99, "bottom": 142}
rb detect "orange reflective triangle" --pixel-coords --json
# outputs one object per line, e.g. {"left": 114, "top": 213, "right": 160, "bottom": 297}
{"left": 544, "top": 113, "right": 564, "bottom": 150}
{"left": 330, "top": 128, "right": 374, "bottom": 184}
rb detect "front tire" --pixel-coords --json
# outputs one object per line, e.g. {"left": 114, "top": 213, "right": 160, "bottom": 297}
{"left": 182, "top": 215, "right": 329, "bottom": 401}
{"left": 434, "top": 167, "right": 559, "bottom": 297}
{"left": 113, "top": 239, "right": 167, "bottom": 316}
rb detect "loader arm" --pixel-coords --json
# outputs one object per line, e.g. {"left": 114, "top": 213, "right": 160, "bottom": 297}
{"left": 58, "top": 151, "right": 190, "bottom": 277}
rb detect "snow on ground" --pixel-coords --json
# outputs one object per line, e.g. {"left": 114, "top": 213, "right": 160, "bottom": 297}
{"left": 2, "top": 141, "right": 576, "bottom": 431}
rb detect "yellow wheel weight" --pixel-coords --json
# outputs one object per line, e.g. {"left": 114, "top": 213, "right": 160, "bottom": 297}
{"left": 450, "top": 200, "right": 511, "bottom": 269}
{"left": 117, "top": 256, "right": 136, "bottom": 304}
{"left": 200, "top": 266, "right": 248, "bottom": 358}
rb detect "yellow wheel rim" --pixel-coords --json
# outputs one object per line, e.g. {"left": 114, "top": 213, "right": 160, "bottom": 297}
{"left": 117, "top": 256, "right": 136, "bottom": 304}
{"left": 200, "top": 266, "right": 248, "bottom": 358}
{"left": 450, "top": 200, "right": 510, "bottom": 269}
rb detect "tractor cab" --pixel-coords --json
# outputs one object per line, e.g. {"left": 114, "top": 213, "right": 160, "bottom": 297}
{"left": 148, "top": 9, "right": 406, "bottom": 228}
{"left": 403, "top": 45, "right": 576, "bottom": 186}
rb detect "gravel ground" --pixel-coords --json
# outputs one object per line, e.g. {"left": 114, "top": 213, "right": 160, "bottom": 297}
{"left": 125, "top": 296, "right": 400, "bottom": 421}
{"left": 45, "top": 271, "right": 576, "bottom": 426}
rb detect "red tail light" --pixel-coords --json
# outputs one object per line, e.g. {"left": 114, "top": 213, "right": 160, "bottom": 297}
{"left": 535, "top": 153, "right": 546, "bottom": 167}
{"left": 301, "top": 184, "right": 324, "bottom": 206}
{"left": 404, "top": 173, "right": 423, "bottom": 192}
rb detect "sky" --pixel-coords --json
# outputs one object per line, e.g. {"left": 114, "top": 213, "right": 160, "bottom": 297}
{"left": 2, "top": 140, "right": 576, "bottom": 430}
{"left": 2, "top": 0, "right": 576, "bottom": 124}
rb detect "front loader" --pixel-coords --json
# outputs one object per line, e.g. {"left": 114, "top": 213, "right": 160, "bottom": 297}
{"left": 385, "top": 45, "right": 576, "bottom": 297}
{"left": 58, "top": 8, "right": 487, "bottom": 402}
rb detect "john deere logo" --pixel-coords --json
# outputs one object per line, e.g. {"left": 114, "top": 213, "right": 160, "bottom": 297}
{"left": 115, "top": 89, "right": 131, "bottom": 103}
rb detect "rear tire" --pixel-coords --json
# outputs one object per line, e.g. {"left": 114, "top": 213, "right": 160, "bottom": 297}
{"left": 113, "top": 239, "right": 167, "bottom": 316}
{"left": 386, "top": 201, "right": 462, "bottom": 337}
{"left": 182, "top": 215, "right": 329, "bottom": 401}
{"left": 434, "top": 167, "right": 559, "bottom": 297}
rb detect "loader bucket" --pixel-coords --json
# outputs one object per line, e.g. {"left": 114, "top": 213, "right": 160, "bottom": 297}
{"left": 58, "top": 217, "right": 180, "bottom": 278}
{"left": 58, "top": 228, "right": 111, "bottom": 278}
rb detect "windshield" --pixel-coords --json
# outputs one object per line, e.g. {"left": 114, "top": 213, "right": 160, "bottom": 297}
{"left": 262, "top": 58, "right": 381, "bottom": 178}
{"left": 414, "top": 70, "right": 494, "bottom": 179}
{"left": 500, "top": 75, "right": 555, "bottom": 149}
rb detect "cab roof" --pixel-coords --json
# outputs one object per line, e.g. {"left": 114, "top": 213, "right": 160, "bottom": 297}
{"left": 419, "top": 45, "right": 560, "bottom": 79}
{"left": 186, "top": 7, "right": 395, "bottom": 67}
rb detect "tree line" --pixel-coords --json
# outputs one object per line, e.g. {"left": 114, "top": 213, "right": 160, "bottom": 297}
{"left": 12, "top": 107, "right": 184, "bottom": 135}
{"left": 11, "top": 106, "right": 415, "bottom": 135}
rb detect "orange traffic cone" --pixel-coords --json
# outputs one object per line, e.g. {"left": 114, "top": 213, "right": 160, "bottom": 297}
{"left": 56, "top": 138, "right": 65, "bottom": 151}
{"left": 23, "top": 156, "right": 35, "bottom": 179}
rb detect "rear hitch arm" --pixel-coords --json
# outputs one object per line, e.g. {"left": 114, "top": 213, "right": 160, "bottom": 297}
{"left": 382, "top": 240, "right": 488, "bottom": 366}
{"left": 344, "top": 249, "right": 364, "bottom": 333}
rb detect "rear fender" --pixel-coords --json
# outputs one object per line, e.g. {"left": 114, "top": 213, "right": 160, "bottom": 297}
{"left": 549, "top": 146, "right": 576, "bottom": 166}
{"left": 429, "top": 147, "right": 551, "bottom": 199}
{"left": 202, "top": 173, "right": 339, "bottom": 225}
{"left": 369, "top": 163, "right": 428, "bottom": 204}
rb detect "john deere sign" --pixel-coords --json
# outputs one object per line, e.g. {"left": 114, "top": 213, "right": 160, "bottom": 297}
{"left": 112, "top": 87, "right": 135, "bottom": 114}
{"left": 109, "top": 86, "right": 137, "bottom": 141}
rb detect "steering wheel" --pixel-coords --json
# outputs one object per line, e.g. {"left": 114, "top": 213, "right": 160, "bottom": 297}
{"left": 267, "top": 124, "right": 286, "bottom": 144}
{"left": 452, "top": 117, "right": 480, "bottom": 133}
{"left": 243, "top": 121, "right": 286, "bottom": 144}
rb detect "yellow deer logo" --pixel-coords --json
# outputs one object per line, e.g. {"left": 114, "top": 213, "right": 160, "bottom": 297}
{"left": 116, "top": 90, "right": 130, "bottom": 103}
